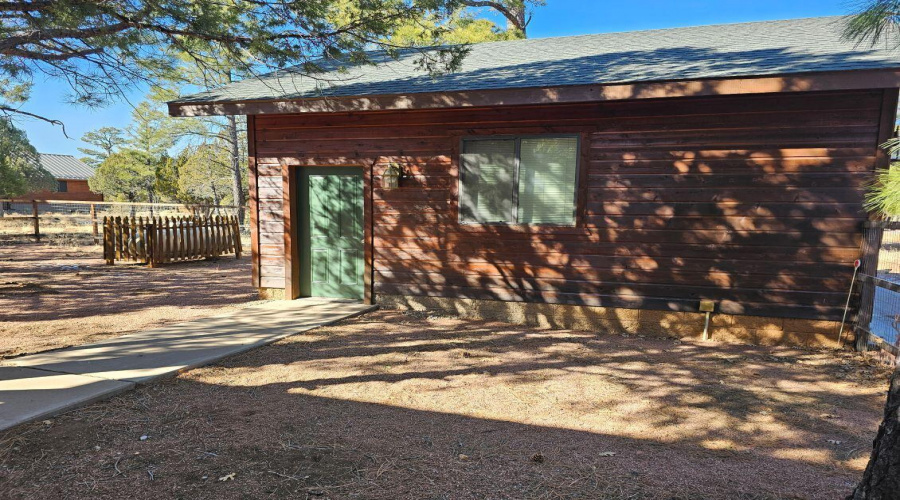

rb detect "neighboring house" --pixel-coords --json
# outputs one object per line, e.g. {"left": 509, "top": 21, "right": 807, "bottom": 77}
{"left": 14, "top": 154, "right": 103, "bottom": 202}
{"left": 169, "top": 17, "right": 900, "bottom": 346}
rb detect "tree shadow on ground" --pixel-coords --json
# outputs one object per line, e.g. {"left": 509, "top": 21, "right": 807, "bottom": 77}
{"left": 2, "top": 311, "right": 883, "bottom": 499}
{"left": 0, "top": 244, "right": 256, "bottom": 323}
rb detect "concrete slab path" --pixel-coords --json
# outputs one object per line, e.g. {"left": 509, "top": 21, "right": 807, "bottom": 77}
{"left": 0, "top": 298, "right": 375, "bottom": 431}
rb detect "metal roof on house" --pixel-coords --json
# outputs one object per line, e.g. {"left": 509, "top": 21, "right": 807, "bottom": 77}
{"left": 172, "top": 16, "right": 900, "bottom": 106}
{"left": 38, "top": 154, "right": 95, "bottom": 180}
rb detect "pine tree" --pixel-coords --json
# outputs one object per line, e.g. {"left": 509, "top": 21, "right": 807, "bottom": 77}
{"left": 0, "top": 118, "right": 55, "bottom": 197}
{"left": 1, "top": 0, "right": 473, "bottom": 126}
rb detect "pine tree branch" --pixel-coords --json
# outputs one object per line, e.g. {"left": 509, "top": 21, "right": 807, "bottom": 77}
{"left": 2, "top": 47, "right": 103, "bottom": 61}
{"left": 0, "top": 23, "right": 132, "bottom": 52}
{"left": 0, "top": 104, "right": 69, "bottom": 136}
{"left": 0, "top": 1, "right": 55, "bottom": 12}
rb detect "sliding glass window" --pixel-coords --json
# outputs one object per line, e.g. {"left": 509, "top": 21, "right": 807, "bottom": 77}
{"left": 459, "top": 136, "right": 578, "bottom": 225}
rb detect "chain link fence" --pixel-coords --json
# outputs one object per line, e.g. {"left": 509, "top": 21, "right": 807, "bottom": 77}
{"left": 871, "top": 225, "right": 900, "bottom": 347}
{"left": 0, "top": 199, "right": 250, "bottom": 245}
{"left": 856, "top": 221, "right": 900, "bottom": 360}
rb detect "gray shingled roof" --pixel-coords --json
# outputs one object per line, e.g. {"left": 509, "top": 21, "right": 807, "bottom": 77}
{"left": 39, "top": 154, "right": 95, "bottom": 180}
{"left": 173, "top": 16, "right": 900, "bottom": 106}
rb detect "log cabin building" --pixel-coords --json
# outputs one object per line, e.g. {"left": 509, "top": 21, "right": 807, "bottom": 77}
{"left": 169, "top": 17, "right": 900, "bottom": 346}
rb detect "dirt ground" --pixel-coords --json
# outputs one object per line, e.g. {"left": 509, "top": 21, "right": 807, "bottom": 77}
{"left": 0, "top": 242, "right": 258, "bottom": 358}
{"left": 0, "top": 310, "right": 890, "bottom": 499}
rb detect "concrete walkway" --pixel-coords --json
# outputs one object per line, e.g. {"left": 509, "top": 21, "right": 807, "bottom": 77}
{"left": 0, "top": 298, "right": 375, "bottom": 431}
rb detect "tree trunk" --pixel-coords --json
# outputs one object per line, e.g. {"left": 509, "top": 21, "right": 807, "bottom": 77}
{"left": 209, "top": 165, "right": 221, "bottom": 206}
{"left": 227, "top": 114, "right": 245, "bottom": 222}
{"left": 850, "top": 366, "right": 900, "bottom": 499}
{"left": 461, "top": 1, "right": 529, "bottom": 36}
{"left": 506, "top": 4, "right": 526, "bottom": 35}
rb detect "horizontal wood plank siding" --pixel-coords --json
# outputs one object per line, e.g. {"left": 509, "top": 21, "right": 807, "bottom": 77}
{"left": 256, "top": 152, "right": 285, "bottom": 287}
{"left": 252, "top": 89, "right": 888, "bottom": 319}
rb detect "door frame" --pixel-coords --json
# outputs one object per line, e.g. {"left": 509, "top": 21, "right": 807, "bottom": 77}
{"left": 283, "top": 162, "right": 373, "bottom": 304}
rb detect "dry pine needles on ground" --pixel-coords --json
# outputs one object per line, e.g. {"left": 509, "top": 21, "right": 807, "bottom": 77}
{"left": 0, "top": 311, "right": 890, "bottom": 499}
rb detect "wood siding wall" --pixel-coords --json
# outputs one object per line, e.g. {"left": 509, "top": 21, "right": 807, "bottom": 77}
{"left": 251, "top": 89, "right": 896, "bottom": 320}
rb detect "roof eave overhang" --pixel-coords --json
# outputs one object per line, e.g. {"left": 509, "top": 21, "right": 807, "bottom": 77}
{"left": 168, "top": 68, "right": 900, "bottom": 117}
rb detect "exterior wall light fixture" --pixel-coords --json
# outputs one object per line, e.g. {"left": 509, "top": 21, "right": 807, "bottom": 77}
{"left": 383, "top": 163, "right": 403, "bottom": 190}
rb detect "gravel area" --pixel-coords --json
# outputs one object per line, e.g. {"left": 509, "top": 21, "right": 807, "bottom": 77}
{"left": 0, "top": 310, "right": 890, "bottom": 499}
{"left": 0, "top": 242, "right": 258, "bottom": 358}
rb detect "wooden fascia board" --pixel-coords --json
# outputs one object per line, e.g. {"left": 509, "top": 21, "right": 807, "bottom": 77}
{"left": 169, "top": 69, "right": 900, "bottom": 117}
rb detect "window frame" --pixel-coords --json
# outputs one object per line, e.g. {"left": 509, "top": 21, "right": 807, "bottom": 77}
{"left": 458, "top": 134, "right": 581, "bottom": 227}
{"left": 57, "top": 180, "right": 68, "bottom": 193}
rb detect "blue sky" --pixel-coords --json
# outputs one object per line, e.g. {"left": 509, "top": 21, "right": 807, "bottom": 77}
{"left": 18, "top": 0, "right": 853, "bottom": 157}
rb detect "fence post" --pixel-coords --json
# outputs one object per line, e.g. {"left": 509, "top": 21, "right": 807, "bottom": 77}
{"left": 146, "top": 222, "right": 156, "bottom": 267}
{"left": 103, "top": 216, "right": 114, "bottom": 265}
{"left": 163, "top": 217, "right": 170, "bottom": 264}
{"left": 124, "top": 216, "right": 130, "bottom": 261}
{"left": 232, "top": 216, "right": 242, "bottom": 259}
{"left": 856, "top": 222, "right": 885, "bottom": 352}
{"left": 114, "top": 216, "right": 122, "bottom": 261}
{"left": 214, "top": 215, "right": 221, "bottom": 257}
{"left": 90, "top": 203, "right": 99, "bottom": 245}
{"left": 31, "top": 200, "right": 40, "bottom": 242}
{"left": 137, "top": 216, "right": 145, "bottom": 263}
{"left": 178, "top": 217, "right": 186, "bottom": 261}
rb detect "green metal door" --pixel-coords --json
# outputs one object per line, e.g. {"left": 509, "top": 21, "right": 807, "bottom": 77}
{"left": 299, "top": 167, "right": 364, "bottom": 300}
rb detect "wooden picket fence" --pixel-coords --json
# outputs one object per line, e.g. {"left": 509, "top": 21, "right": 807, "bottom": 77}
{"left": 103, "top": 215, "right": 242, "bottom": 267}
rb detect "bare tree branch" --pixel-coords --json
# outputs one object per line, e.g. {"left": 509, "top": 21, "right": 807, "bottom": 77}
{"left": 460, "top": 0, "right": 528, "bottom": 32}
{"left": 0, "top": 104, "right": 68, "bottom": 137}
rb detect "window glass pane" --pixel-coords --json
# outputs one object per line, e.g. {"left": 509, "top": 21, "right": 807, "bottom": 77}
{"left": 517, "top": 137, "right": 578, "bottom": 224}
{"left": 459, "top": 139, "right": 516, "bottom": 223}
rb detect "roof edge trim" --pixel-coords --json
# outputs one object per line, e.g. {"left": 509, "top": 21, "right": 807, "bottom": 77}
{"left": 168, "top": 69, "right": 900, "bottom": 117}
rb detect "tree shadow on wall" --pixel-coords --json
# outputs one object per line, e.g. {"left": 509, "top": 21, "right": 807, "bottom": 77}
{"left": 372, "top": 81, "right": 877, "bottom": 338}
